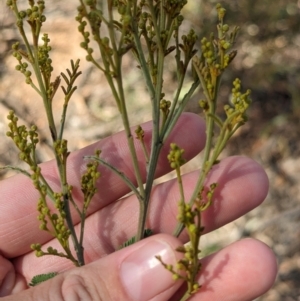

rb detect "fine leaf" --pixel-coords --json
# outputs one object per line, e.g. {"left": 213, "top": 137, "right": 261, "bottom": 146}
{"left": 29, "top": 272, "right": 58, "bottom": 287}
{"left": 119, "top": 229, "right": 153, "bottom": 249}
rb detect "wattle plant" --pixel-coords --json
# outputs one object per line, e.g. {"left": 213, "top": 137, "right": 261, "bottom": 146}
{"left": 3, "top": 1, "right": 251, "bottom": 298}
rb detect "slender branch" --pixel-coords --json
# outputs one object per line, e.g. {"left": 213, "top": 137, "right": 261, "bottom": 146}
{"left": 84, "top": 156, "right": 141, "bottom": 198}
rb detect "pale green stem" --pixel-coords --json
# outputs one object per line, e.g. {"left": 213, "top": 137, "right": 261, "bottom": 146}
{"left": 58, "top": 103, "right": 68, "bottom": 141}
{"left": 60, "top": 155, "right": 84, "bottom": 266}
{"left": 176, "top": 167, "right": 185, "bottom": 203}
{"left": 140, "top": 140, "right": 150, "bottom": 164}
{"left": 136, "top": 143, "right": 164, "bottom": 241}
{"left": 162, "top": 71, "right": 187, "bottom": 133}
{"left": 85, "top": 156, "right": 140, "bottom": 197}
{"left": 172, "top": 65, "right": 222, "bottom": 237}
{"left": 107, "top": 4, "right": 145, "bottom": 200}
{"left": 161, "top": 79, "right": 199, "bottom": 140}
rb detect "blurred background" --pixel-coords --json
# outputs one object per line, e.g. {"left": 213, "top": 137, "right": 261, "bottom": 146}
{"left": 0, "top": 1, "right": 300, "bottom": 300}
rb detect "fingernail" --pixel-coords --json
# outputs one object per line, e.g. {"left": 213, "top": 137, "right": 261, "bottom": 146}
{"left": 120, "top": 239, "right": 178, "bottom": 301}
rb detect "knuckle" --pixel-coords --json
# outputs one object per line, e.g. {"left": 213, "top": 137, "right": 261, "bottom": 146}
{"left": 61, "top": 273, "right": 103, "bottom": 301}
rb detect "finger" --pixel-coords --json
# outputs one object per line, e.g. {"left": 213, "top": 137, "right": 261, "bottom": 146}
{"left": 14, "top": 156, "right": 268, "bottom": 276}
{"left": 0, "top": 256, "right": 26, "bottom": 296}
{"left": 4, "top": 234, "right": 185, "bottom": 301}
{"left": 80, "top": 156, "right": 269, "bottom": 251}
{"left": 120, "top": 155, "right": 269, "bottom": 238}
{"left": 176, "top": 238, "right": 277, "bottom": 301}
{"left": 0, "top": 113, "right": 205, "bottom": 257}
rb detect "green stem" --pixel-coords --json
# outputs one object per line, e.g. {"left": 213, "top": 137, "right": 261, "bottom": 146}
{"left": 176, "top": 167, "right": 185, "bottom": 203}
{"left": 161, "top": 79, "right": 199, "bottom": 140}
{"left": 162, "top": 71, "right": 187, "bottom": 134}
{"left": 136, "top": 143, "right": 163, "bottom": 241}
{"left": 180, "top": 292, "right": 192, "bottom": 301}
{"left": 60, "top": 156, "right": 84, "bottom": 266}
{"left": 173, "top": 163, "right": 207, "bottom": 237}
{"left": 172, "top": 85, "right": 219, "bottom": 237}
{"left": 85, "top": 156, "right": 140, "bottom": 197}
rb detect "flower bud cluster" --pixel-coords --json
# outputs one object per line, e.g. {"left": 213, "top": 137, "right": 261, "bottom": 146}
{"left": 181, "top": 29, "right": 198, "bottom": 61}
{"left": 135, "top": 125, "right": 145, "bottom": 141}
{"left": 31, "top": 242, "right": 68, "bottom": 259}
{"left": 77, "top": 4, "right": 112, "bottom": 63}
{"left": 216, "top": 3, "right": 226, "bottom": 20}
{"left": 138, "top": 11, "right": 156, "bottom": 48}
{"left": 192, "top": 3, "right": 240, "bottom": 107}
{"left": 158, "top": 182, "right": 218, "bottom": 295}
{"left": 81, "top": 150, "right": 101, "bottom": 209}
{"left": 52, "top": 193, "right": 71, "bottom": 243}
{"left": 37, "top": 34, "right": 53, "bottom": 76}
{"left": 165, "top": 0, "right": 188, "bottom": 19}
{"left": 81, "top": 161, "right": 100, "bottom": 195}
{"left": 167, "top": 143, "right": 186, "bottom": 169}
{"left": 12, "top": 43, "right": 33, "bottom": 84}
{"left": 35, "top": 188, "right": 72, "bottom": 256}
{"left": 26, "top": 1, "right": 46, "bottom": 24}
{"left": 6, "top": 1, "right": 46, "bottom": 29}
{"left": 77, "top": 8, "right": 95, "bottom": 62}
{"left": 224, "top": 78, "right": 251, "bottom": 127}
{"left": 37, "top": 195, "right": 50, "bottom": 231}
{"left": 160, "top": 99, "right": 171, "bottom": 117}
{"left": 201, "top": 37, "right": 215, "bottom": 66}
{"left": 6, "top": 111, "right": 39, "bottom": 165}
{"left": 30, "top": 243, "right": 44, "bottom": 257}
{"left": 54, "top": 139, "right": 68, "bottom": 158}
{"left": 156, "top": 197, "right": 202, "bottom": 295}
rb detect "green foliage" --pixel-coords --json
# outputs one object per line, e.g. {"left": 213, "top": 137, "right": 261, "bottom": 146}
{"left": 4, "top": 0, "right": 102, "bottom": 268}
{"left": 4, "top": 1, "right": 251, "bottom": 299}
{"left": 29, "top": 272, "right": 58, "bottom": 287}
{"left": 119, "top": 229, "right": 153, "bottom": 249}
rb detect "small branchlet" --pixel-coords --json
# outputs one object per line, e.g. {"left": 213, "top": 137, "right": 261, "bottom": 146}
{"left": 75, "top": 0, "right": 203, "bottom": 247}
{"left": 6, "top": 0, "right": 47, "bottom": 46}
{"left": 5, "top": 0, "right": 97, "bottom": 271}
{"left": 224, "top": 78, "right": 251, "bottom": 131}
{"left": 60, "top": 60, "right": 82, "bottom": 101}
{"left": 13, "top": 42, "right": 34, "bottom": 84}
{"left": 54, "top": 139, "right": 69, "bottom": 163}
{"left": 81, "top": 150, "right": 101, "bottom": 211}
{"left": 78, "top": 150, "right": 101, "bottom": 249}
{"left": 135, "top": 125, "right": 149, "bottom": 163}
{"left": 168, "top": 143, "right": 186, "bottom": 202}
{"left": 209, "top": 78, "right": 251, "bottom": 160}
{"left": 135, "top": 125, "right": 145, "bottom": 141}
{"left": 160, "top": 99, "right": 171, "bottom": 126}
{"left": 180, "top": 29, "right": 198, "bottom": 66}
{"left": 192, "top": 3, "right": 239, "bottom": 104}
{"left": 6, "top": 110, "right": 81, "bottom": 267}
{"left": 30, "top": 241, "right": 75, "bottom": 262}
{"left": 173, "top": 4, "right": 250, "bottom": 230}
{"left": 38, "top": 34, "right": 54, "bottom": 84}
{"left": 158, "top": 183, "right": 217, "bottom": 297}
{"left": 32, "top": 184, "right": 78, "bottom": 265}
{"left": 6, "top": 110, "right": 39, "bottom": 167}
{"left": 167, "top": 143, "right": 186, "bottom": 170}
{"left": 30, "top": 149, "right": 102, "bottom": 268}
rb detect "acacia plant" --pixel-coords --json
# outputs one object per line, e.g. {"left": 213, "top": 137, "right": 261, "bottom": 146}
{"left": 3, "top": 0, "right": 251, "bottom": 299}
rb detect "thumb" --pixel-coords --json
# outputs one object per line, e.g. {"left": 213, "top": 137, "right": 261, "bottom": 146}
{"left": 4, "top": 234, "right": 184, "bottom": 301}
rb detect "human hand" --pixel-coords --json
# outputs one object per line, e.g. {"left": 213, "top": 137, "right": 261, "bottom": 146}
{"left": 0, "top": 113, "right": 277, "bottom": 300}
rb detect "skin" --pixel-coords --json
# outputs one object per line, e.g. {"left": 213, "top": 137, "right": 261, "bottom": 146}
{"left": 0, "top": 113, "right": 277, "bottom": 300}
